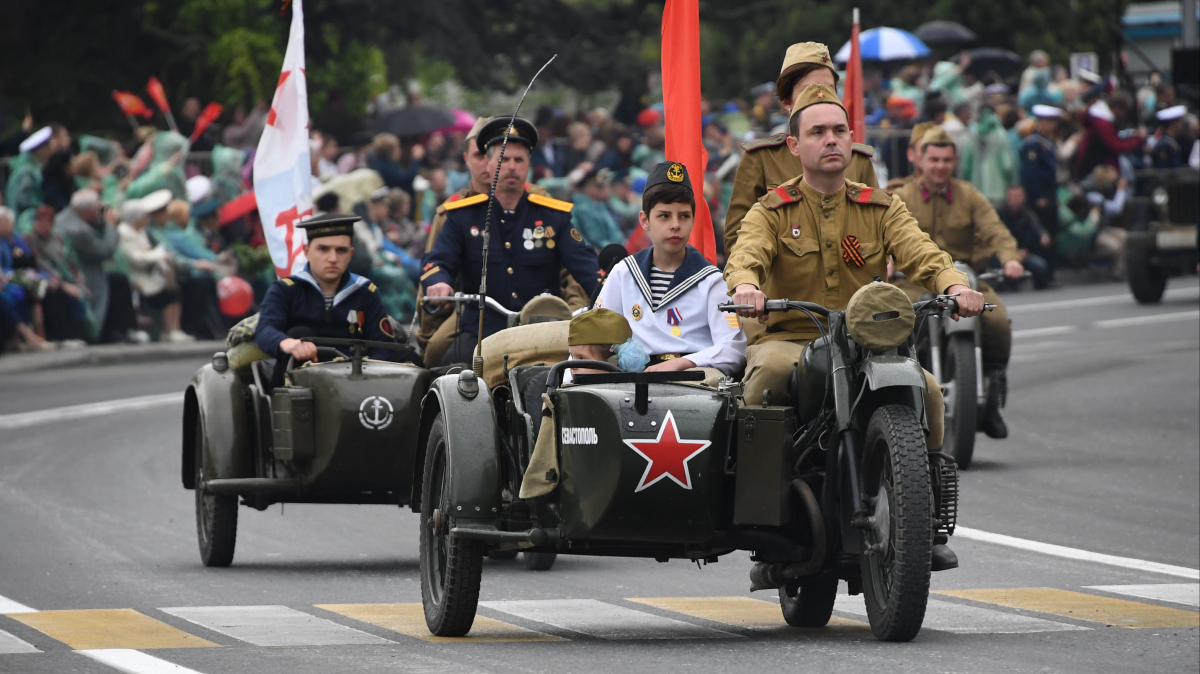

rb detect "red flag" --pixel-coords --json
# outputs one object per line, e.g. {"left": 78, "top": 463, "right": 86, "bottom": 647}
{"left": 111, "top": 91, "right": 153, "bottom": 119}
{"left": 844, "top": 9, "right": 866, "bottom": 144}
{"left": 145, "top": 77, "right": 171, "bottom": 114}
{"left": 190, "top": 102, "right": 224, "bottom": 143}
{"left": 661, "top": 0, "right": 716, "bottom": 265}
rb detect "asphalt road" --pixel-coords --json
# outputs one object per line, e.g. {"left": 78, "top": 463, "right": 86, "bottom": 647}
{"left": 0, "top": 279, "right": 1196, "bottom": 674}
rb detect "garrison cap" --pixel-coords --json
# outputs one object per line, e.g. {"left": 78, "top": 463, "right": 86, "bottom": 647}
{"left": 644, "top": 161, "right": 693, "bottom": 193}
{"left": 908, "top": 121, "right": 938, "bottom": 148}
{"left": 789, "top": 84, "right": 847, "bottom": 123}
{"left": 297, "top": 212, "right": 360, "bottom": 240}
{"left": 519, "top": 294, "right": 573, "bottom": 326}
{"left": 920, "top": 125, "right": 956, "bottom": 148}
{"left": 465, "top": 116, "right": 492, "bottom": 144}
{"left": 476, "top": 116, "right": 538, "bottom": 153}
{"left": 568, "top": 308, "right": 632, "bottom": 346}
{"left": 776, "top": 42, "right": 837, "bottom": 95}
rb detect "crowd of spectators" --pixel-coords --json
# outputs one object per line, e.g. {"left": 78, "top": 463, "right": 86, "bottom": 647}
{"left": 1, "top": 48, "right": 1196, "bottom": 355}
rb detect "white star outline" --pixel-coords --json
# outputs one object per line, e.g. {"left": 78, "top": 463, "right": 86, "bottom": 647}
{"left": 622, "top": 410, "right": 713, "bottom": 492}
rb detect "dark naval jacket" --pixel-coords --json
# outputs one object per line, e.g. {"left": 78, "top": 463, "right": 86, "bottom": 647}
{"left": 420, "top": 191, "right": 602, "bottom": 339}
{"left": 256, "top": 264, "right": 394, "bottom": 360}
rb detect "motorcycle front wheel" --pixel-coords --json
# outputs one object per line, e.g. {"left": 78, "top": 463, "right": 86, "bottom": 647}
{"left": 859, "top": 404, "right": 933, "bottom": 642}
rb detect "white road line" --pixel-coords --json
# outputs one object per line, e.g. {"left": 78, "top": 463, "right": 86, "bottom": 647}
{"left": 78, "top": 650, "right": 205, "bottom": 674}
{"left": 0, "top": 628, "right": 40, "bottom": 654}
{"left": 0, "top": 593, "right": 37, "bottom": 614}
{"left": 1094, "top": 310, "right": 1199, "bottom": 329}
{"left": 956, "top": 527, "right": 1200, "bottom": 580}
{"left": 833, "top": 595, "right": 1088, "bottom": 634}
{"left": 0, "top": 393, "right": 183, "bottom": 431}
{"left": 1084, "top": 583, "right": 1200, "bottom": 608}
{"left": 159, "top": 605, "right": 390, "bottom": 647}
{"left": 480, "top": 599, "right": 739, "bottom": 640}
{"left": 1012, "top": 326, "right": 1079, "bottom": 339}
{"left": 1006, "top": 286, "right": 1200, "bottom": 314}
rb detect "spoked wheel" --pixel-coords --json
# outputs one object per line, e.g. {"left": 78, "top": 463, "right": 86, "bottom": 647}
{"left": 779, "top": 576, "right": 838, "bottom": 627}
{"left": 420, "top": 414, "right": 484, "bottom": 636}
{"left": 523, "top": 552, "right": 557, "bottom": 571}
{"left": 195, "top": 416, "right": 237, "bottom": 567}
{"left": 941, "top": 333, "right": 977, "bottom": 469}
{"left": 859, "top": 404, "right": 933, "bottom": 642}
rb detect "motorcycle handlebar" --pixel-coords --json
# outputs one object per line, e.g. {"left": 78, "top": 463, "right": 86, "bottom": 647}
{"left": 717, "top": 300, "right": 831, "bottom": 316}
{"left": 423, "top": 293, "right": 520, "bottom": 318}
{"left": 977, "top": 270, "right": 1033, "bottom": 284}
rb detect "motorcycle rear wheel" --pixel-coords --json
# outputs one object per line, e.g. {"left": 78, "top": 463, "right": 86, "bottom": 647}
{"left": 779, "top": 576, "right": 838, "bottom": 627}
{"left": 860, "top": 404, "right": 933, "bottom": 642}
{"left": 942, "top": 333, "right": 977, "bottom": 469}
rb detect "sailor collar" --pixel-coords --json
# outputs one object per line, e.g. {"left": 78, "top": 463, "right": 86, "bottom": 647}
{"left": 624, "top": 244, "right": 719, "bottom": 311}
{"left": 292, "top": 265, "right": 370, "bottom": 308}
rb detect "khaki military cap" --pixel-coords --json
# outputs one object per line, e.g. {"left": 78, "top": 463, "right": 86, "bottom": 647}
{"left": 921, "top": 125, "right": 955, "bottom": 148}
{"left": 776, "top": 43, "right": 837, "bottom": 93}
{"left": 465, "top": 116, "right": 493, "bottom": 143}
{"left": 789, "top": 84, "right": 847, "bottom": 120}
{"left": 568, "top": 308, "right": 632, "bottom": 346}
{"left": 908, "top": 121, "right": 938, "bottom": 148}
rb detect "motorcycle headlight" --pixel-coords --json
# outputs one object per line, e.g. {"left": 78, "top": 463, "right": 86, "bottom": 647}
{"left": 1152, "top": 186, "right": 1169, "bottom": 208}
{"left": 845, "top": 281, "right": 916, "bottom": 352}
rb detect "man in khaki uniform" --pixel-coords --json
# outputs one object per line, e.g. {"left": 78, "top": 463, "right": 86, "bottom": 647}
{"left": 725, "top": 42, "right": 879, "bottom": 259}
{"left": 883, "top": 121, "right": 937, "bottom": 190}
{"left": 893, "top": 126, "right": 1024, "bottom": 438}
{"left": 726, "top": 85, "right": 982, "bottom": 572}
{"left": 418, "top": 118, "right": 587, "bottom": 364}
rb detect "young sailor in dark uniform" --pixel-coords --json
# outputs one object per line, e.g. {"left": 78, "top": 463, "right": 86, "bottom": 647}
{"left": 421, "top": 117, "right": 603, "bottom": 365}
{"left": 256, "top": 213, "right": 410, "bottom": 388}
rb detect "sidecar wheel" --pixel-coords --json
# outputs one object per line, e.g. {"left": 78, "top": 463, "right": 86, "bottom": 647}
{"left": 942, "top": 333, "right": 977, "bottom": 469}
{"left": 859, "top": 404, "right": 933, "bottom": 642}
{"left": 779, "top": 576, "right": 838, "bottom": 627}
{"left": 523, "top": 552, "right": 557, "bottom": 571}
{"left": 420, "top": 414, "right": 484, "bottom": 636}
{"left": 195, "top": 415, "right": 237, "bottom": 567}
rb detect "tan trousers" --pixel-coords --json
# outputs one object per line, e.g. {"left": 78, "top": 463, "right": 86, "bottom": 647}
{"left": 743, "top": 340, "right": 944, "bottom": 450}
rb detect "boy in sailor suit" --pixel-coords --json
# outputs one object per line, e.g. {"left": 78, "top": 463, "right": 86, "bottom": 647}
{"left": 595, "top": 161, "right": 746, "bottom": 386}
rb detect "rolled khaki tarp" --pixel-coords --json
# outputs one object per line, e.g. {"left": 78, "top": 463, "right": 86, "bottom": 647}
{"left": 478, "top": 321, "right": 569, "bottom": 389}
{"left": 519, "top": 392, "right": 560, "bottom": 498}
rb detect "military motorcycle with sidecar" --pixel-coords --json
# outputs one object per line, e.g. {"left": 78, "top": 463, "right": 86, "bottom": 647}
{"left": 413, "top": 282, "right": 969, "bottom": 642}
{"left": 182, "top": 336, "right": 430, "bottom": 567}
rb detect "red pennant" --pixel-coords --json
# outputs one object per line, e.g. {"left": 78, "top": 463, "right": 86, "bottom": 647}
{"left": 190, "top": 102, "right": 224, "bottom": 143}
{"left": 145, "top": 77, "right": 171, "bottom": 114}
{"left": 112, "top": 91, "right": 153, "bottom": 119}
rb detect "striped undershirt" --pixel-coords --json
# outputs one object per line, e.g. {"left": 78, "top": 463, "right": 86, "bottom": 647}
{"left": 649, "top": 267, "right": 674, "bottom": 305}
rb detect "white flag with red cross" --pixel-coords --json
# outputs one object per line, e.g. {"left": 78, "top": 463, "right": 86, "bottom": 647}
{"left": 253, "top": 0, "right": 312, "bottom": 278}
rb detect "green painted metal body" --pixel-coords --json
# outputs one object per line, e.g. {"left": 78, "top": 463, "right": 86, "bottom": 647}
{"left": 183, "top": 357, "right": 431, "bottom": 504}
{"left": 552, "top": 383, "right": 733, "bottom": 544}
{"left": 417, "top": 374, "right": 504, "bottom": 518}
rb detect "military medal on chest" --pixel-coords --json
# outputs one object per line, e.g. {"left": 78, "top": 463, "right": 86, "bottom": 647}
{"left": 791, "top": 224, "right": 801, "bottom": 238}
{"left": 631, "top": 304, "right": 643, "bottom": 321}
{"left": 523, "top": 228, "right": 535, "bottom": 249}
{"left": 347, "top": 309, "right": 365, "bottom": 335}
{"left": 666, "top": 307, "right": 683, "bottom": 337}
{"left": 470, "top": 226, "right": 480, "bottom": 237}
{"left": 841, "top": 234, "right": 866, "bottom": 268}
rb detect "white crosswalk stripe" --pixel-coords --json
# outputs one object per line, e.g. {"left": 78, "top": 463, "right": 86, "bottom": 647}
{"left": 480, "top": 599, "right": 740, "bottom": 640}
{"left": 0, "top": 628, "right": 40, "bottom": 654}
{"left": 159, "top": 605, "right": 390, "bottom": 647}
{"left": 1085, "top": 584, "right": 1200, "bottom": 608}
{"left": 833, "top": 595, "right": 1090, "bottom": 634}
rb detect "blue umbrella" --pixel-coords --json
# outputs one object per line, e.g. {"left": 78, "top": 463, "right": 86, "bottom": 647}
{"left": 834, "top": 27, "right": 932, "bottom": 63}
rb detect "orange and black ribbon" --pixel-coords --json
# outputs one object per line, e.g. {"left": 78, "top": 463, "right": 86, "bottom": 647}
{"left": 841, "top": 235, "right": 865, "bottom": 268}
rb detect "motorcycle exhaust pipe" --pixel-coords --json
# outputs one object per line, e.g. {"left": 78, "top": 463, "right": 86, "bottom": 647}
{"left": 749, "top": 480, "right": 827, "bottom": 591}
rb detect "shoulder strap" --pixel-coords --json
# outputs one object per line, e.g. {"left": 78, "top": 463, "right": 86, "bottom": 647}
{"left": 851, "top": 142, "right": 875, "bottom": 158}
{"left": 442, "top": 193, "right": 489, "bottom": 211}
{"left": 740, "top": 132, "right": 787, "bottom": 153}
{"left": 527, "top": 193, "right": 574, "bottom": 213}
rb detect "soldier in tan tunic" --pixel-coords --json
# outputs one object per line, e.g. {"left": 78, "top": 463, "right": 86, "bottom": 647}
{"left": 883, "top": 121, "right": 938, "bottom": 190}
{"left": 893, "top": 126, "right": 1025, "bottom": 438}
{"left": 725, "top": 85, "right": 982, "bottom": 572}
{"left": 417, "top": 118, "right": 587, "bottom": 364}
{"left": 724, "top": 42, "right": 879, "bottom": 258}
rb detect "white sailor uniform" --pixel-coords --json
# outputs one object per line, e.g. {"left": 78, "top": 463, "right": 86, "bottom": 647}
{"left": 596, "top": 245, "right": 746, "bottom": 377}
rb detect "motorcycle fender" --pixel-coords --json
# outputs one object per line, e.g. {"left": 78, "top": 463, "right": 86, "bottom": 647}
{"left": 183, "top": 364, "right": 254, "bottom": 488}
{"left": 413, "top": 374, "right": 502, "bottom": 516}
{"left": 942, "top": 313, "right": 977, "bottom": 334}
{"left": 859, "top": 355, "right": 928, "bottom": 392}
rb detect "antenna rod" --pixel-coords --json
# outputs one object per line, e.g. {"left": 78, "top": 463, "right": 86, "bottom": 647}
{"left": 473, "top": 53, "right": 558, "bottom": 376}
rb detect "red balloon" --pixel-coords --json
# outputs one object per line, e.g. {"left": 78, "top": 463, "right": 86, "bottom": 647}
{"left": 636, "top": 108, "right": 661, "bottom": 127}
{"left": 216, "top": 276, "right": 254, "bottom": 317}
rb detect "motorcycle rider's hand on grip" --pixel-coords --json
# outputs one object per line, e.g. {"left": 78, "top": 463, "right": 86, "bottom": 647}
{"left": 732, "top": 283, "right": 769, "bottom": 323}
{"left": 944, "top": 284, "right": 984, "bottom": 320}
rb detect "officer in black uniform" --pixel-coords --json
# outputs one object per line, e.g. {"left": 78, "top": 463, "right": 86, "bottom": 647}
{"left": 421, "top": 117, "right": 603, "bottom": 365}
{"left": 256, "top": 213, "right": 413, "bottom": 388}
{"left": 1021, "top": 105, "right": 1063, "bottom": 241}
{"left": 1151, "top": 105, "right": 1187, "bottom": 169}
